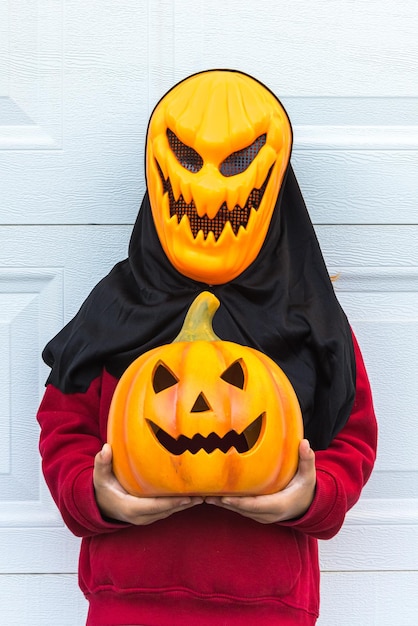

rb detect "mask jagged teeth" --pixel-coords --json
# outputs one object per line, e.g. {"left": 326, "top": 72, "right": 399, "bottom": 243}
{"left": 156, "top": 161, "right": 273, "bottom": 240}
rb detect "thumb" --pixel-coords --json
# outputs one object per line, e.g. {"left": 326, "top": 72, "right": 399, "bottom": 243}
{"left": 94, "top": 443, "right": 113, "bottom": 473}
{"left": 298, "top": 439, "right": 315, "bottom": 475}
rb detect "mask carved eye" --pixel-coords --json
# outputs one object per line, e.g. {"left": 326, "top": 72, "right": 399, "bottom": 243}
{"left": 220, "top": 359, "right": 246, "bottom": 390}
{"left": 167, "top": 129, "right": 203, "bottom": 173}
{"left": 153, "top": 362, "right": 179, "bottom": 393}
{"left": 220, "top": 134, "right": 267, "bottom": 177}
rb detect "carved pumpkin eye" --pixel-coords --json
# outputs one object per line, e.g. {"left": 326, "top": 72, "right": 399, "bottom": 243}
{"left": 220, "top": 134, "right": 267, "bottom": 177}
{"left": 167, "top": 129, "right": 203, "bottom": 173}
{"left": 220, "top": 359, "right": 246, "bottom": 390}
{"left": 153, "top": 362, "right": 179, "bottom": 393}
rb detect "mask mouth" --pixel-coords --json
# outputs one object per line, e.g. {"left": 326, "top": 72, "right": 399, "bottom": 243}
{"left": 156, "top": 163, "right": 273, "bottom": 241}
{"left": 147, "top": 414, "right": 263, "bottom": 455}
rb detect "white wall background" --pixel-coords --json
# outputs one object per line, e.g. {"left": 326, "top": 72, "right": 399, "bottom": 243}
{"left": 1, "top": 1, "right": 417, "bottom": 624}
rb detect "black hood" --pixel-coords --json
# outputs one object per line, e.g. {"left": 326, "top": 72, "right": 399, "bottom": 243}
{"left": 42, "top": 163, "right": 355, "bottom": 451}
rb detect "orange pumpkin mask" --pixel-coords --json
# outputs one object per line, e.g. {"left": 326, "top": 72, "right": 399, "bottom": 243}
{"left": 146, "top": 70, "right": 292, "bottom": 284}
{"left": 107, "top": 292, "right": 303, "bottom": 496}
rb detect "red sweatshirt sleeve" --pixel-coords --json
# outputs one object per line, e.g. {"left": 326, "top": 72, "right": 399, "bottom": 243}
{"left": 37, "top": 374, "right": 127, "bottom": 537}
{"left": 283, "top": 331, "right": 378, "bottom": 539}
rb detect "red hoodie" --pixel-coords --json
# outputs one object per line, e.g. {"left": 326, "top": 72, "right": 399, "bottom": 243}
{"left": 37, "top": 333, "right": 377, "bottom": 626}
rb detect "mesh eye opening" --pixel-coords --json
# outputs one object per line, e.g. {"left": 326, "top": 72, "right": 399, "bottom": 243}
{"left": 220, "top": 134, "right": 267, "bottom": 177}
{"left": 167, "top": 129, "right": 203, "bottom": 173}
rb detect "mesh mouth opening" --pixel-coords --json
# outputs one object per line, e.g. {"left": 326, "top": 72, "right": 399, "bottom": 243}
{"left": 156, "top": 162, "right": 273, "bottom": 240}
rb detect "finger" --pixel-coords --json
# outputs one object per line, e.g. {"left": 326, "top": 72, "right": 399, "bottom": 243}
{"left": 93, "top": 444, "right": 117, "bottom": 489}
{"left": 296, "top": 439, "right": 316, "bottom": 480}
{"left": 206, "top": 493, "right": 272, "bottom": 514}
{"left": 299, "top": 438, "right": 314, "bottom": 462}
{"left": 128, "top": 495, "right": 204, "bottom": 525}
{"left": 206, "top": 496, "right": 276, "bottom": 524}
{"left": 155, "top": 496, "right": 204, "bottom": 517}
{"left": 132, "top": 495, "right": 199, "bottom": 513}
{"left": 223, "top": 494, "right": 274, "bottom": 512}
{"left": 94, "top": 443, "right": 112, "bottom": 471}
{"left": 100, "top": 442, "right": 113, "bottom": 464}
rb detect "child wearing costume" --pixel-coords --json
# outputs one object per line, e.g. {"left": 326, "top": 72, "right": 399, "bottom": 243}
{"left": 37, "top": 70, "right": 377, "bottom": 625}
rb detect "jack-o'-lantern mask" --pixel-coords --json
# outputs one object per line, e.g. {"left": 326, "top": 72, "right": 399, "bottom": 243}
{"left": 146, "top": 70, "right": 292, "bottom": 284}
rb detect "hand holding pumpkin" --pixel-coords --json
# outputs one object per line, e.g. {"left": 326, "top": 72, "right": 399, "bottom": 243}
{"left": 93, "top": 443, "right": 203, "bottom": 525}
{"left": 205, "top": 439, "right": 316, "bottom": 524}
{"left": 94, "top": 439, "right": 315, "bottom": 526}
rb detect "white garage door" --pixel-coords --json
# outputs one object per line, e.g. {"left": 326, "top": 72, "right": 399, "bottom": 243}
{"left": 1, "top": 1, "right": 417, "bottom": 624}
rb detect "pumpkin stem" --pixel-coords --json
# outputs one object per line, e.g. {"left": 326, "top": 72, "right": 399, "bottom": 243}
{"left": 173, "top": 292, "right": 221, "bottom": 343}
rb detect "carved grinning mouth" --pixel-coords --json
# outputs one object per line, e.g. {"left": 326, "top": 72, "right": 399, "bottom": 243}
{"left": 147, "top": 414, "right": 263, "bottom": 456}
{"left": 156, "top": 162, "right": 273, "bottom": 241}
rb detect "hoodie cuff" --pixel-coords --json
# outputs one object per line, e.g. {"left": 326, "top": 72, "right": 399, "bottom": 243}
{"left": 281, "top": 468, "right": 345, "bottom": 539}
{"left": 69, "top": 465, "right": 129, "bottom": 535}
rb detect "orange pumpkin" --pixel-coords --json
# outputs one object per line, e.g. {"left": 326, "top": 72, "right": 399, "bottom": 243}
{"left": 107, "top": 292, "right": 303, "bottom": 496}
{"left": 146, "top": 70, "right": 292, "bottom": 284}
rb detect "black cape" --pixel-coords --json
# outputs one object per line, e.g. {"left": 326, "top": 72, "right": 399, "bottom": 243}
{"left": 43, "top": 165, "right": 355, "bottom": 450}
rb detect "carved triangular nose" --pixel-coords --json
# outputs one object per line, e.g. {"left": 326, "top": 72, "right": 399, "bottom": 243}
{"left": 191, "top": 392, "right": 212, "bottom": 413}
